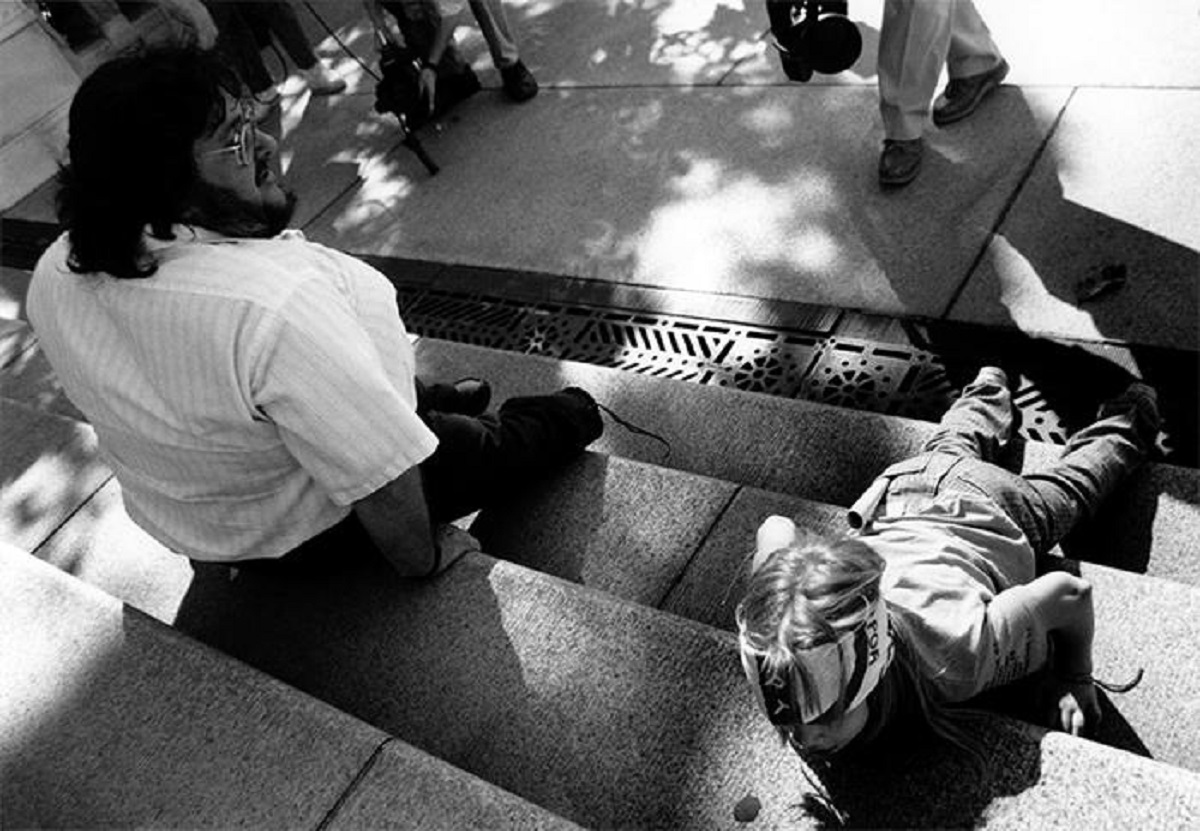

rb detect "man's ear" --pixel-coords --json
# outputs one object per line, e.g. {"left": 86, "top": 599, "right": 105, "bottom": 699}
{"left": 753, "top": 515, "right": 797, "bottom": 573}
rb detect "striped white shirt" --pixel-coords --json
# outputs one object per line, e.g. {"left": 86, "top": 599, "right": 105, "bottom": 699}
{"left": 28, "top": 227, "right": 438, "bottom": 561}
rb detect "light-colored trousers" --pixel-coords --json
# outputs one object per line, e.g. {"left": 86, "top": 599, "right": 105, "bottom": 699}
{"left": 467, "top": 0, "right": 520, "bottom": 68}
{"left": 878, "top": 0, "right": 1003, "bottom": 139}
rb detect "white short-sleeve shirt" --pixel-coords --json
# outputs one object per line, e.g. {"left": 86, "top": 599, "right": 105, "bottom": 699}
{"left": 28, "top": 227, "right": 438, "bottom": 561}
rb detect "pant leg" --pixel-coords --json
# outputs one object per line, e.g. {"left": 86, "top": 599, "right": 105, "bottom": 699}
{"left": 945, "top": 0, "right": 1004, "bottom": 80}
{"left": 468, "top": 0, "right": 520, "bottom": 69}
{"left": 1015, "top": 408, "right": 1150, "bottom": 550}
{"left": 206, "top": 1, "right": 275, "bottom": 94}
{"left": 921, "top": 368, "right": 1012, "bottom": 462}
{"left": 382, "top": 0, "right": 472, "bottom": 74}
{"left": 418, "top": 389, "right": 603, "bottom": 522}
{"left": 937, "top": 404, "right": 1150, "bottom": 555}
{"left": 256, "top": 0, "right": 319, "bottom": 71}
{"left": 878, "top": 0, "right": 954, "bottom": 140}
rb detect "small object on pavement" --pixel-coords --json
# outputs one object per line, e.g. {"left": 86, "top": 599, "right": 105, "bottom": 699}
{"left": 734, "top": 794, "right": 762, "bottom": 822}
{"left": 1075, "top": 263, "right": 1127, "bottom": 304}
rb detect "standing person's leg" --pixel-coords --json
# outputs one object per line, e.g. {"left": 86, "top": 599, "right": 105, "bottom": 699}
{"left": 877, "top": 0, "right": 952, "bottom": 185}
{"left": 933, "top": 0, "right": 1008, "bottom": 126}
{"left": 257, "top": 0, "right": 346, "bottom": 94}
{"left": 467, "top": 0, "right": 537, "bottom": 100}
{"left": 419, "top": 388, "right": 603, "bottom": 523}
{"left": 205, "top": 1, "right": 277, "bottom": 97}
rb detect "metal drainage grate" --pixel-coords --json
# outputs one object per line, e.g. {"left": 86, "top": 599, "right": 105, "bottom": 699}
{"left": 399, "top": 286, "right": 1074, "bottom": 446}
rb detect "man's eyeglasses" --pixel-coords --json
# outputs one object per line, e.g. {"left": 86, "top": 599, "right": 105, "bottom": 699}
{"left": 204, "top": 100, "right": 256, "bottom": 167}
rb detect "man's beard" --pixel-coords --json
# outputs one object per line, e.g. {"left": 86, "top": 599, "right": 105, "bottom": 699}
{"left": 182, "top": 179, "right": 298, "bottom": 239}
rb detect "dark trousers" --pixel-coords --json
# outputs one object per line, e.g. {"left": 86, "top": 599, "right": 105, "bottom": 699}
{"left": 881, "top": 371, "right": 1150, "bottom": 555}
{"left": 206, "top": 0, "right": 318, "bottom": 94}
{"left": 242, "top": 385, "right": 601, "bottom": 572}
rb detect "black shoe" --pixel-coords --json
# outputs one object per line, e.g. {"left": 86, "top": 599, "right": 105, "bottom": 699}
{"left": 434, "top": 67, "right": 482, "bottom": 117}
{"left": 559, "top": 387, "right": 603, "bottom": 444}
{"left": 878, "top": 138, "right": 923, "bottom": 188}
{"left": 500, "top": 60, "right": 538, "bottom": 102}
{"left": 422, "top": 378, "right": 492, "bottom": 416}
{"left": 933, "top": 59, "right": 1009, "bottom": 127}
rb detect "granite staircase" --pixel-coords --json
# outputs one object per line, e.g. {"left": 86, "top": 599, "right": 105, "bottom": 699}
{"left": 3, "top": 324, "right": 1200, "bottom": 828}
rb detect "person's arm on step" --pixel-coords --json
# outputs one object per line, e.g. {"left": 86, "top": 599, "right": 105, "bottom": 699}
{"left": 353, "top": 465, "right": 477, "bottom": 577}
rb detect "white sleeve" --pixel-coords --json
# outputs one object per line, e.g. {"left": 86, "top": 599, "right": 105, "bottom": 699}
{"left": 252, "top": 277, "right": 438, "bottom": 505}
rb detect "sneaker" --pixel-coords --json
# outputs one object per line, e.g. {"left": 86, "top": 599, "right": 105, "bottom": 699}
{"left": 301, "top": 60, "right": 346, "bottom": 96}
{"left": 974, "top": 366, "right": 1009, "bottom": 389}
{"left": 1097, "top": 382, "right": 1161, "bottom": 453}
{"left": 500, "top": 60, "right": 538, "bottom": 102}
{"left": 933, "top": 59, "right": 1009, "bottom": 127}
{"left": 878, "top": 138, "right": 923, "bottom": 187}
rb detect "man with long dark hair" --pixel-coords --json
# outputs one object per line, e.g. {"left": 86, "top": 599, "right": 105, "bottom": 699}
{"left": 29, "top": 46, "right": 600, "bottom": 576}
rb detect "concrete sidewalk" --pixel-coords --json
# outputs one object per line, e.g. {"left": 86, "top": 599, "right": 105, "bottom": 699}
{"left": 11, "top": 0, "right": 1194, "bottom": 351}
{"left": 266, "top": 0, "right": 1198, "bottom": 353}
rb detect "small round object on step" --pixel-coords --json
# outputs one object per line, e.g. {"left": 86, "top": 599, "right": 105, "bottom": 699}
{"left": 734, "top": 794, "right": 761, "bottom": 822}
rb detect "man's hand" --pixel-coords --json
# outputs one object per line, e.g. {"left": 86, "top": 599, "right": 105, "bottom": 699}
{"left": 1039, "top": 674, "right": 1101, "bottom": 736}
{"left": 432, "top": 524, "right": 480, "bottom": 575}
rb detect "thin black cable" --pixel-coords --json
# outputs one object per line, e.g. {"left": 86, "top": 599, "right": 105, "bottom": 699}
{"left": 301, "top": 0, "right": 381, "bottom": 82}
{"left": 595, "top": 402, "right": 673, "bottom": 464}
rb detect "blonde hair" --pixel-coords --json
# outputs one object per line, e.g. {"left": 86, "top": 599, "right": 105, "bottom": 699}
{"left": 736, "top": 533, "right": 885, "bottom": 736}
{"left": 736, "top": 531, "right": 986, "bottom": 766}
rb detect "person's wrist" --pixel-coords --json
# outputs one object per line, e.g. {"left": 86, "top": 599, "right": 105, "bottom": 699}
{"left": 424, "top": 524, "right": 478, "bottom": 577}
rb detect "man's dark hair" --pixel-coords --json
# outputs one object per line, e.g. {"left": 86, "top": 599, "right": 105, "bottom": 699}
{"left": 57, "top": 46, "right": 241, "bottom": 279}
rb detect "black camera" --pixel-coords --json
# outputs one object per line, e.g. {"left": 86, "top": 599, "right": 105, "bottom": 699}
{"left": 765, "top": 1, "right": 862, "bottom": 83}
{"left": 374, "top": 42, "right": 440, "bottom": 175}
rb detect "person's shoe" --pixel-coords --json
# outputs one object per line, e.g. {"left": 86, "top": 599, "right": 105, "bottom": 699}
{"left": 933, "top": 59, "right": 1009, "bottom": 127}
{"left": 878, "top": 138, "right": 923, "bottom": 187}
{"left": 433, "top": 67, "right": 482, "bottom": 117}
{"left": 500, "top": 60, "right": 538, "bottom": 102}
{"left": 973, "top": 366, "right": 1008, "bottom": 389}
{"left": 422, "top": 378, "right": 492, "bottom": 416}
{"left": 301, "top": 60, "right": 346, "bottom": 96}
{"left": 1097, "top": 381, "right": 1161, "bottom": 453}
{"left": 559, "top": 387, "right": 604, "bottom": 444}
{"left": 448, "top": 378, "right": 491, "bottom": 416}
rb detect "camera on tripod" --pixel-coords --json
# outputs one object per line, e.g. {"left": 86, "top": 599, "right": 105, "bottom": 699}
{"left": 765, "top": 0, "right": 862, "bottom": 83}
{"left": 373, "top": 41, "right": 440, "bottom": 175}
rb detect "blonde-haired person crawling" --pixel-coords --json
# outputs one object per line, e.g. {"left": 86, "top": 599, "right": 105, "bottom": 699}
{"left": 737, "top": 367, "right": 1159, "bottom": 762}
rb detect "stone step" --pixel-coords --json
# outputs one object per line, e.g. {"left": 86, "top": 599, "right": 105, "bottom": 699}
{"left": 414, "top": 337, "right": 1200, "bottom": 588}
{"left": 36, "top": 437, "right": 1200, "bottom": 777}
{"left": 8, "top": 324, "right": 1200, "bottom": 824}
{"left": 168, "top": 542, "right": 1200, "bottom": 829}
{"left": 0, "top": 541, "right": 581, "bottom": 830}
{"left": 463, "top": 450, "right": 1200, "bottom": 775}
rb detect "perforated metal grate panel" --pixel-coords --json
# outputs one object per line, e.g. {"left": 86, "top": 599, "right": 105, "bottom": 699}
{"left": 398, "top": 286, "right": 1077, "bottom": 448}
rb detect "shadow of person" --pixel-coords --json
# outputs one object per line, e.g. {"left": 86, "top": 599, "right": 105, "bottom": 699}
{"left": 170, "top": 538, "right": 735, "bottom": 827}
{"left": 900, "top": 87, "right": 1194, "bottom": 459}
{"left": 804, "top": 717, "right": 1045, "bottom": 828}
{"left": 970, "top": 658, "right": 1154, "bottom": 762}
{"left": 171, "top": 548, "right": 543, "bottom": 801}
{"left": 468, "top": 450, "right": 739, "bottom": 607}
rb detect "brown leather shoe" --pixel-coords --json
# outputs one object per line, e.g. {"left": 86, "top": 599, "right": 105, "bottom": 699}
{"left": 933, "top": 59, "right": 1009, "bottom": 127}
{"left": 878, "top": 138, "right": 923, "bottom": 187}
